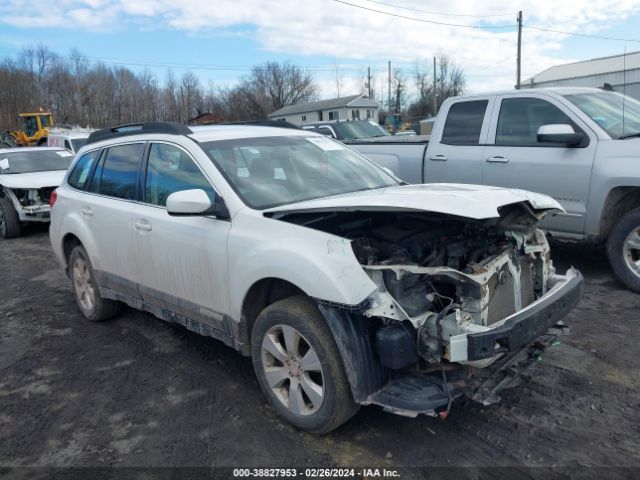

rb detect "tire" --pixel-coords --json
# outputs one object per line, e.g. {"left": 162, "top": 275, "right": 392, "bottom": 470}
{"left": 607, "top": 206, "right": 640, "bottom": 293}
{"left": 68, "top": 245, "right": 123, "bottom": 321}
{"left": 0, "top": 196, "right": 21, "bottom": 239}
{"left": 251, "top": 295, "right": 359, "bottom": 433}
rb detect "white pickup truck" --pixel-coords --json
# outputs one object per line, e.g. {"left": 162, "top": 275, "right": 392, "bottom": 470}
{"left": 350, "top": 87, "right": 640, "bottom": 292}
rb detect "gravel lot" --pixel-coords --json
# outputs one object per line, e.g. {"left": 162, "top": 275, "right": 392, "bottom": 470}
{"left": 1, "top": 226, "right": 639, "bottom": 479}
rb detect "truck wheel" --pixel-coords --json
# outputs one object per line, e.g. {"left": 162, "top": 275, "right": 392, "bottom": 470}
{"left": 251, "top": 295, "right": 359, "bottom": 433}
{"left": 0, "top": 196, "right": 21, "bottom": 239}
{"left": 607, "top": 207, "right": 640, "bottom": 293}
{"left": 68, "top": 245, "right": 123, "bottom": 321}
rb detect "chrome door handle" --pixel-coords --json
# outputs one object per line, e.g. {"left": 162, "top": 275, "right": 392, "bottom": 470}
{"left": 134, "top": 220, "right": 152, "bottom": 232}
{"left": 486, "top": 156, "right": 509, "bottom": 163}
{"left": 429, "top": 154, "right": 448, "bottom": 161}
{"left": 81, "top": 206, "right": 93, "bottom": 217}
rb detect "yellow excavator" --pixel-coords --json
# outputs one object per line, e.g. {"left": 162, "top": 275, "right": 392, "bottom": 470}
{"left": 2, "top": 112, "right": 54, "bottom": 147}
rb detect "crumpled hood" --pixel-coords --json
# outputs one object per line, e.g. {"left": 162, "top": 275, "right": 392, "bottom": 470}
{"left": 0, "top": 170, "right": 66, "bottom": 189}
{"left": 264, "top": 183, "right": 564, "bottom": 220}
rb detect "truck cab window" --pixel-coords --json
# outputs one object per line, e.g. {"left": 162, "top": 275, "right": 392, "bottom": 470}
{"left": 441, "top": 100, "right": 488, "bottom": 145}
{"left": 496, "top": 97, "right": 580, "bottom": 146}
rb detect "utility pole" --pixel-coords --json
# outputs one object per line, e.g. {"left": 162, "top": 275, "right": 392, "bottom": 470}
{"left": 433, "top": 56, "right": 437, "bottom": 115}
{"left": 516, "top": 10, "right": 522, "bottom": 89}
{"left": 367, "top": 66, "right": 372, "bottom": 97}
{"left": 388, "top": 61, "right": 391, "bottom": 112}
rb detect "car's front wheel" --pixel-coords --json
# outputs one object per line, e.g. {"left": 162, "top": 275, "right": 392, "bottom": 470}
{"left": 68, "top": 245, "right": 123, "bottom": 321}
{"left": 607, "top": 206, "right": 640, "bottom": 293}
{"left": 251, "top": 295, "right": 359, "bottom": 433}
{"left": 0, "top": 196, "right": 21, "bottom": 239}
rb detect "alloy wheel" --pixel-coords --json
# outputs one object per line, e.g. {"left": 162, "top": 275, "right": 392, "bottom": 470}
{"left": 73, "top": 257, "right": 95, "bottom": 312}
{"left": 261, "top": 324, "right": 325, "bottom": 416}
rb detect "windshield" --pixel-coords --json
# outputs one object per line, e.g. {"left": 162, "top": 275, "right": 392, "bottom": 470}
{"left": 563, "top": 91, "right": 640, "bottom": 138}
{"left": 0, "top": 150, "right": 74, "bottom": 174}
{"left": 71, "top": 138, "right": 88, "bottom": 151}
{"left": 202, "top": 135, "right": 399, "bottom": 209}
{"left": 333, "top": 121, "right": 388, "bottom": 140}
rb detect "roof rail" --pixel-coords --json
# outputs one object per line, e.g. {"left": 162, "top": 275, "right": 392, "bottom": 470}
{"left": 217, "top": 120, "right": 301, "bottom": 130}
{"left": 86, "top": 122, "right": 192, "bottom": 145}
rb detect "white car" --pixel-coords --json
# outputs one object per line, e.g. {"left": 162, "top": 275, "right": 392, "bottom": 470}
{"left": 49, "top": 122, "right": 583, "bottom": 433}
{"left": 47, "top": 129, "right": 93, "bottom": 154}
{"left": 0, "top": 147, "right": 74, "bottom": 238}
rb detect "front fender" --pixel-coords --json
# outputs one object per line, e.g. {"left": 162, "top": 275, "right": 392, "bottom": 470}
{"left": 226, "top": 213, "right": 377, "bottom": 321}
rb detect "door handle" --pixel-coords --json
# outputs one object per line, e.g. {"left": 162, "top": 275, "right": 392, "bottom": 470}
{"left": 81, "top": 206, "right": 93, "bottom": 217}
{"left": 429, "top": 154, "right": 448, "bottom": 161}
{"left": 485, "top": 156, "right": 509, "bottom": 163}
{"left": 134, "top": 220, "right": 152, "bottom": 232}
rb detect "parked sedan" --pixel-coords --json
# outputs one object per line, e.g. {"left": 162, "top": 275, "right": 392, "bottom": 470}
{"left": 0, "top": 147, "right": 74, "bottom": 238}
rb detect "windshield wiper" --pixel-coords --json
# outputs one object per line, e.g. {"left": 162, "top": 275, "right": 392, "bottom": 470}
{"left": 618, "top": 132, "right": 640, "bottom": 139}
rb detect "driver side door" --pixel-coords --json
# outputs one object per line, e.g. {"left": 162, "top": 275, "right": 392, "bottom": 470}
{"left": 131, "top": 142, "right": 232, "bottom": 332}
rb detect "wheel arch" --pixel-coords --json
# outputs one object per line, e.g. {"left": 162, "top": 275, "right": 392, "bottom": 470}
{"left": 238, "top": 277, "right": 306, "bottom": 354}
{"left": 599, "top": 186, "right": 640, "bottom": 240}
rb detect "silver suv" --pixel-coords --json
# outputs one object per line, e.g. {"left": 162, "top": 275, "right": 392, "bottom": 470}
{"left": 50, "top": 122, "right": 583, "bottom": 433}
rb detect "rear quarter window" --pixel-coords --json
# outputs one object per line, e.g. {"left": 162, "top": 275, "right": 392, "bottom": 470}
{"left": 67, "top": 150, "right": 100, "bottom": 190}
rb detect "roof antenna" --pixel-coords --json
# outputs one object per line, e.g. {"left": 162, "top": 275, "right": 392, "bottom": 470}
{"left": 622, "top": 46, "right": 627, "bottom": 137}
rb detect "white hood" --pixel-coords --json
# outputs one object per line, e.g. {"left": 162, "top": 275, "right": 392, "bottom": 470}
{"left": 0, "top": 170, "right": 66, "bottom": 189}
{"left": 264, "top": 183, "right": 564, "bottom": 220}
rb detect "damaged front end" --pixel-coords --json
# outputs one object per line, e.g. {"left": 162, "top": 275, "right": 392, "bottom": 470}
{"left": 278, "top": 201, "right": 583, "bottom": 417}
{"left": 4, "top": 187, "right": 56, "bottom": 221}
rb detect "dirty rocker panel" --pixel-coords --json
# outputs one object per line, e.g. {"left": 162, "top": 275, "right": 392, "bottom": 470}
{"left": 94, "top": 270, "right": 243, "bottom": 352}
{"left": 466, "top": 269, "right": 583, "bottom": 361}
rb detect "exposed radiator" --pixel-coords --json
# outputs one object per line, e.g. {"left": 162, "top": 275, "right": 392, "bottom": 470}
{"left": 486, "top": 258, "right": 536, "bottom": 326}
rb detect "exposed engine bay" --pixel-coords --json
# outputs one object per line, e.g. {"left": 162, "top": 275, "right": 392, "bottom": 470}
{"left": 276, "top": 202, "right": 555, "bottom": 369}
{"left": 2, "top": 187, "right": 55, "bottom": 220}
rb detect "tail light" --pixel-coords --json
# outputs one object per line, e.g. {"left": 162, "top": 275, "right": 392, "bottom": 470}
{"left": 50, "top": 189, "right": 58, "bottom": 208}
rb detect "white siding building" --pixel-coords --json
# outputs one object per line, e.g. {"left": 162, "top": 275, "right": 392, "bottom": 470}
{"left": 522, "top": 51, "right": 640, "bottom": 100}
{"left": 268, "top": 94, "right": 380, "bottom": 126}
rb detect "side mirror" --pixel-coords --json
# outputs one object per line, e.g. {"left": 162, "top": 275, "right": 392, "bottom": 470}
{"left": 166, "top": 189, "right": 212, "bottom": 215}
{"left": 537, "top": 124, "right": 586, "bottom": 147}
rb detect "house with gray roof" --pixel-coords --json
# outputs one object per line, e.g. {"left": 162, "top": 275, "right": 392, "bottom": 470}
{"left": 522, "top": 51, "right": 640, "bottom": 100}
{"left": 267, "top": 94, "right": 380, "bottom": 125}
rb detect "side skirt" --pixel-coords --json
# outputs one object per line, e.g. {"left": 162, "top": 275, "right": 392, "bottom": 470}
{"left": 99, "top": 286, "right": 246, "bottom": 354}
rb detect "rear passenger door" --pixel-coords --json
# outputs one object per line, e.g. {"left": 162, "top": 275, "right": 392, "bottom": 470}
{"left": 481, "top": 94, "right": 597, "bottom": 234}
{"left": 131, "top": 142, "right": 232, "bottom": 330}
{"left": 425, "top": 97, "right": 493, "bottom": 184}
{"left": 79, "top": 142, "right": 145, "bottom": 299}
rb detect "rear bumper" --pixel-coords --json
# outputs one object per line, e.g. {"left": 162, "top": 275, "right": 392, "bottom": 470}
{"left": 465, "top": 267, "right": 583, "bottom": 361}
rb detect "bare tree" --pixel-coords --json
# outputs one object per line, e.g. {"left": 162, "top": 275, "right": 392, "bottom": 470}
{"left": 392, "top": 68, "right": 406, "bottom": 114}
{"left": 408, "top": 54, "right": 466, "bottom": 117}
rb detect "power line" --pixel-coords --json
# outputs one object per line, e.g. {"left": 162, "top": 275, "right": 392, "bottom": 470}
{"left": 362, "top": 0, "right": 517, "bottom": 18}
{"left": 524, "top": 25, "right": 640, "bottom": 43}
{"left": 333, "top": 0, "right": 515, "bottom": 29}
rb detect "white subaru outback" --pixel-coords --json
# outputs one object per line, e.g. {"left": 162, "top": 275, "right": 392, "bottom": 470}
{"left": 50, "top": 122, "right": 583, "bottom": 433}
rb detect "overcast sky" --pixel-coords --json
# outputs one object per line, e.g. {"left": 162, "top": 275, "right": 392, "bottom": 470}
{"left": 1, "top": 0, "right": 640, "bottom": 102}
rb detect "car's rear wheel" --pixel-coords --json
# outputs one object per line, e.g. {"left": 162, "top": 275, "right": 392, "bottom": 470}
{"left": 251, "top": 295, "right": 359, "bottom": 433}
{"left": 607, "top": 207, "right": 640, "bottom": 293}
{"left": 69, "top": 245, "right": 123, "bottom": 321}
{"left": 0, "top": 196, "right": 21, "bottom": 239}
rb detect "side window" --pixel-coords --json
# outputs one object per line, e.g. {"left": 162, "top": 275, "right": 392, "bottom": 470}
{"left": 99, "top": 143, "right": 144, "bottom": 200}
{"left": 441, "top": 100, "right": 488, "bottom": 145}
{"left": 496, "top": 97, "right": 580, "bottom": 146}
{"left": 67, "top": 150, "right": 100, "bottom": 190}
{"left": 144, "top": 143, "right": 215, "bottom": 207}
{"left": 64, "top": 140, "right": 72, "bottom": 151}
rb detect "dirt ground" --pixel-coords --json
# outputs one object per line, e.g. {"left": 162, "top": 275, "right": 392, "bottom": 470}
{"left": 0, "top": 226, "right": 639, "bottom": 479}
